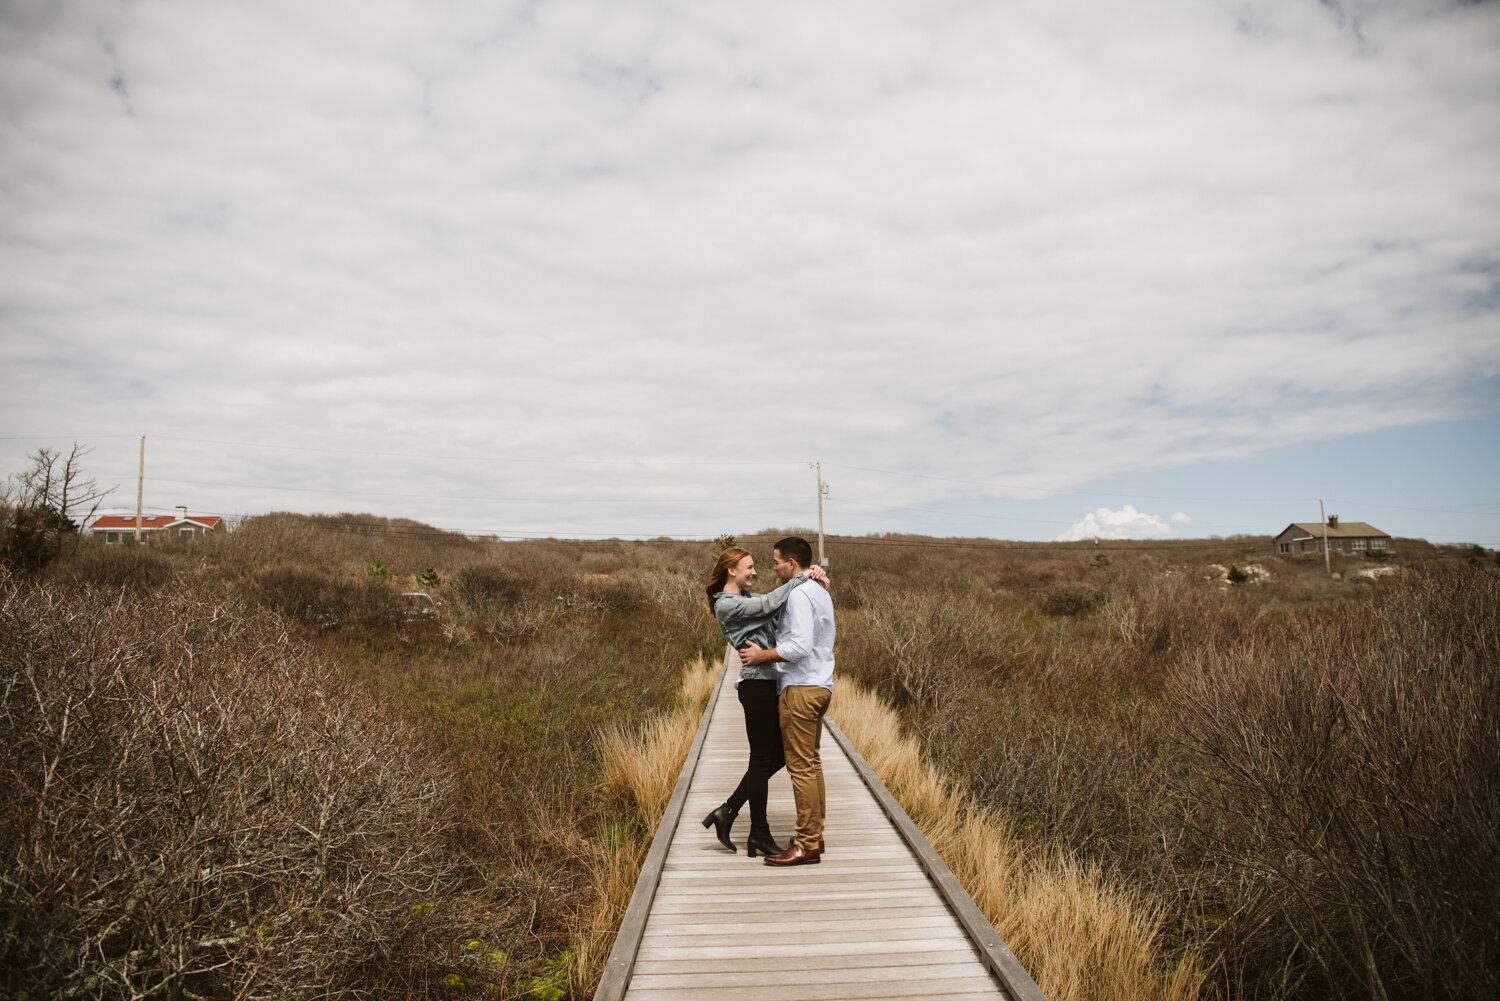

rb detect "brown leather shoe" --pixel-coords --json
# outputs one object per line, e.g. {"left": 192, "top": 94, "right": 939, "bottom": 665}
{"left": 763, "top": 843, "right": 822, "bottom": 867}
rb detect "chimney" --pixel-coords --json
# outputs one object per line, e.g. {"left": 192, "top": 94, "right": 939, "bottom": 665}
{"left": 175, "top": 505, "right": 188, "bottom": 521}
{"left": 1327, "top": 515, "right": 1339, "bottom": 529}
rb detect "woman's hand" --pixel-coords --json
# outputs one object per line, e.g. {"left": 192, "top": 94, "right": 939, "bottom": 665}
{"left": 806, "top": 565, "right": 831, "bottom": 591}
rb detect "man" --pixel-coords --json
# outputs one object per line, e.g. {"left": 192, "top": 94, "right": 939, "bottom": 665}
{"left": 738, "top": 536, "right": 835, "bottom": 867}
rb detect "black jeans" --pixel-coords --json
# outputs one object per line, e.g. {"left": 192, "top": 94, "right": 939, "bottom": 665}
{"left": 724, "top": 679, "right": 785, "bottom": 828}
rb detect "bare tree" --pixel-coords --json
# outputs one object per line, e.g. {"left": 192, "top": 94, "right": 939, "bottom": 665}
{"left": 1, "top": 443, "right": 115, "bottom": 570}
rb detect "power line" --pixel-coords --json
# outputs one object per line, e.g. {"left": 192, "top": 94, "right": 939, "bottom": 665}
{"left": 831, "top": 496, "right": 1070, "bottom": 527}
{"left": 150, "top": 435, "right": 802, "bottom": 469}
{"left": 136, "top": 475, "right": 791, "bottom": 504}
{"left": 0, "top": 434, "right": 146, "bottom": 441}
{"left": 1323, "top": 498, "right": 1500, "bottom": 516}
{"left": 827, "top": 461, "right": 1324, "bottom": 504}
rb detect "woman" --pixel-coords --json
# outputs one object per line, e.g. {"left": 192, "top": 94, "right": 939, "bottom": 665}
{"left": 700, "top": 546, "right": 827, "bottom": 857}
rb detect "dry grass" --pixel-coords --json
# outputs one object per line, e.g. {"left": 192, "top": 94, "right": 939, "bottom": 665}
{"left": 598, "top": 656, "right": 716, "bottom": 827}
{"left": 572, "top": 656, "right": 721, "bottom": 995}
{"left": 830, "top": 680, "right": 1203, "bottom": 1001}
{"left": 676, "top": 653, "right": 719, "bottom": 708}
{"left": 598, "top": 714, "right": 698, "bottom": 828}
{"left": 567, "top": 825, "right": 649, "bottom": 995}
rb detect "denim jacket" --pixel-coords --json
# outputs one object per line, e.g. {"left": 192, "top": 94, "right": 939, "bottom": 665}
{"left": 712, "top": 573, "right": 809, "bottom": 683}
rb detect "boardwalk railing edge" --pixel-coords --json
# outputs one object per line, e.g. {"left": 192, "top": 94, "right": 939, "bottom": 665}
{"left": 592, "top": 649, "right": 727, "bottom": 1001}
{"left": 823, "top": 714, "right": 1050, "bottom": 1001}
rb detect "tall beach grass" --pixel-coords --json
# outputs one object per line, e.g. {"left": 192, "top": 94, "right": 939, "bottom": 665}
{"left": 571, "top": 655, "right": 719, "bottom": 994}
{"left": 830, "top": 680, "right": 1203, "bottom": 1001}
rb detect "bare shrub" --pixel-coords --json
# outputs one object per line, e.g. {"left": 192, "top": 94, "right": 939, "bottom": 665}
{"left": 216, "top": 511, "right": 341, "bottom": 573}
{"left": 308, "top": 512, "right": 470, "bottom": 551}
{"left": 625, "top": 566, "right": 712, "bottom": 642}
{"left": 0, "top": 570, "right": 460, "bottom": 1000}
{"left": 991, "top": 557, "right": 1090, "bottom": 592}
{"left": 1265, "top": 571, "right": 1356, "bottom": 604}
{"left": 1098, "top": 569, "right": 1258, "bottom": 659}
{"left": 567, "top": 573, "right": 646, "bottom": 613}
{"left": 853, "top": 591, "right": 1034, "bottom": 707}
{"left": 250, "top": 562, "right": 405, "bottom": 629}
{"left": 833, "top": 568, "right": 904, "bottom": 611}
{"left": 547, "top": 572, "right": 650, "bottom": 615}
{"left": 1171, "top": 566, "right": 1500, "bottom": 1001}
{"left": 1, "top": 444, "right": 113, "bottom": 571}
{"left": 921, "top": 681, "right": 1185, "bottom": 877}
{"left": 448, "top": 561, "right": 543, "bottom": 615}
{"left": 217, "top": 513, "right": 474, "bottom": 583}
{"left": 49, "top": 543, "right": 176, "bottom": 589}
{"left": 475, "top": 600, "right": 558, "bottom": 643}
{"left": 629, "top": 566, "right": 697, "bottom": 607}
{"left": 1037, "top": 581, "right": 1104, "bottom": 616}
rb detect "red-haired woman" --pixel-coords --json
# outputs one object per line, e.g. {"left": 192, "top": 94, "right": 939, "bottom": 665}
{"left": 700, "top": 546, "right": 827, "bottom": 857}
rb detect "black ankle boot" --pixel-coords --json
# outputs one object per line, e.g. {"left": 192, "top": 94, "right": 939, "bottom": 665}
{"left": 745, "top": 826, "right": 781, "bottom": 859}
{"left": 701, "top": 804, "right": 738, "bottom": 852}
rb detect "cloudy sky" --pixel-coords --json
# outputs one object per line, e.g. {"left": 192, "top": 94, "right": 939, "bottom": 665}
{"left": 3, "top": 0, "right": 1498, "bottom": 545}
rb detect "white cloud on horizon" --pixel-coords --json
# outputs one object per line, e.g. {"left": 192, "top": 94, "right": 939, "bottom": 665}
{"left": 1056, "top": 505, "right": 1192, "bottom": 542}
{"left": 2, "top": 0, "right": 1498, "bottom": 539}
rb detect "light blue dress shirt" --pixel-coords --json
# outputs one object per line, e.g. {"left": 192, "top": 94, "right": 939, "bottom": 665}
{"left": 773, "top": 581, "right": 836, "bottom": 693}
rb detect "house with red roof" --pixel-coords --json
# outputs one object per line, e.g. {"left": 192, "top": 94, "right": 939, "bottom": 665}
{"left": 91, "top": 506, "right": 224, "bottom": 544}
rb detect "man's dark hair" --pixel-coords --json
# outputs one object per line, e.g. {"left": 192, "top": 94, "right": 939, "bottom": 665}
{"left": 774, "top": 536, "right": 814, "bottom": 568}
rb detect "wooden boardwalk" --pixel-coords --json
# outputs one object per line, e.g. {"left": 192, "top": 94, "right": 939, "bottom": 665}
{"left": 596, "top": 652, "right": 1046, "bottom": 1001}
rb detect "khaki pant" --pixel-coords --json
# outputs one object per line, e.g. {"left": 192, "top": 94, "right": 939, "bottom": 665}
{"left": 779, "top": 685, "right": 831, "bottom": 850}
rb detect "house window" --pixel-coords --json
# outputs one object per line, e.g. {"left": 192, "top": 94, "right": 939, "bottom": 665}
{"left": 1279, "top": 543, "right": 1290, "bottom": 553}
{"left": 106, "top": 532, "right": 118, "bottom": 543}
{"left": 1352, "top": 538, "right": 1367, "bottom": 550}
{"left": 1372, "top": 538, "right": 1388, "bottom": 550}
{"left": 180, "top": 528, "right": 193, "bottom": 536}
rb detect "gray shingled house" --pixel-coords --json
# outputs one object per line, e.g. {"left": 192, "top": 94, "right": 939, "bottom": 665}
{"left": 1274, "top": 516, "right": 1392, "bottom": 555}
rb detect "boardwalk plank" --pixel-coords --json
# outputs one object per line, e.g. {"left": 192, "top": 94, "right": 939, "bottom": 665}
{"left": 639, "top": 942, "right": 978, "bottom": 960}
{"left": 640, "top": 915, "right": 966, "bottom": 943}
{"left": 630, "top": 949, "right": 985, "bottom": 976}
{"left": 630, "top": 964, "right": 995, "bottom": 989}
{"left": 643, "top": 903, "right": 955, "bottom": 924}
{"left": 625, "top": 975, "right": 1000, "bottom": 1001}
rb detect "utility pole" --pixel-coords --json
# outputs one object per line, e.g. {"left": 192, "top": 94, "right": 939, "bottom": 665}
{"left": 1319, "top": 498, "right": 1330, "bottom": 576}
{"left": 811, "top": 462, "right": 829, "bottom": 567}
{"left": 135, "top": 437, "right": 145, "bottom": 544}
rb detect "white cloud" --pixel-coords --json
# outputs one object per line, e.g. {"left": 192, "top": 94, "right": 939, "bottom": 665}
{"left": 1056, "top": 505, "right": 1188, "bottom": 542}
{"left": 1, "top": 0, "right": 1497, "bottom": 538}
